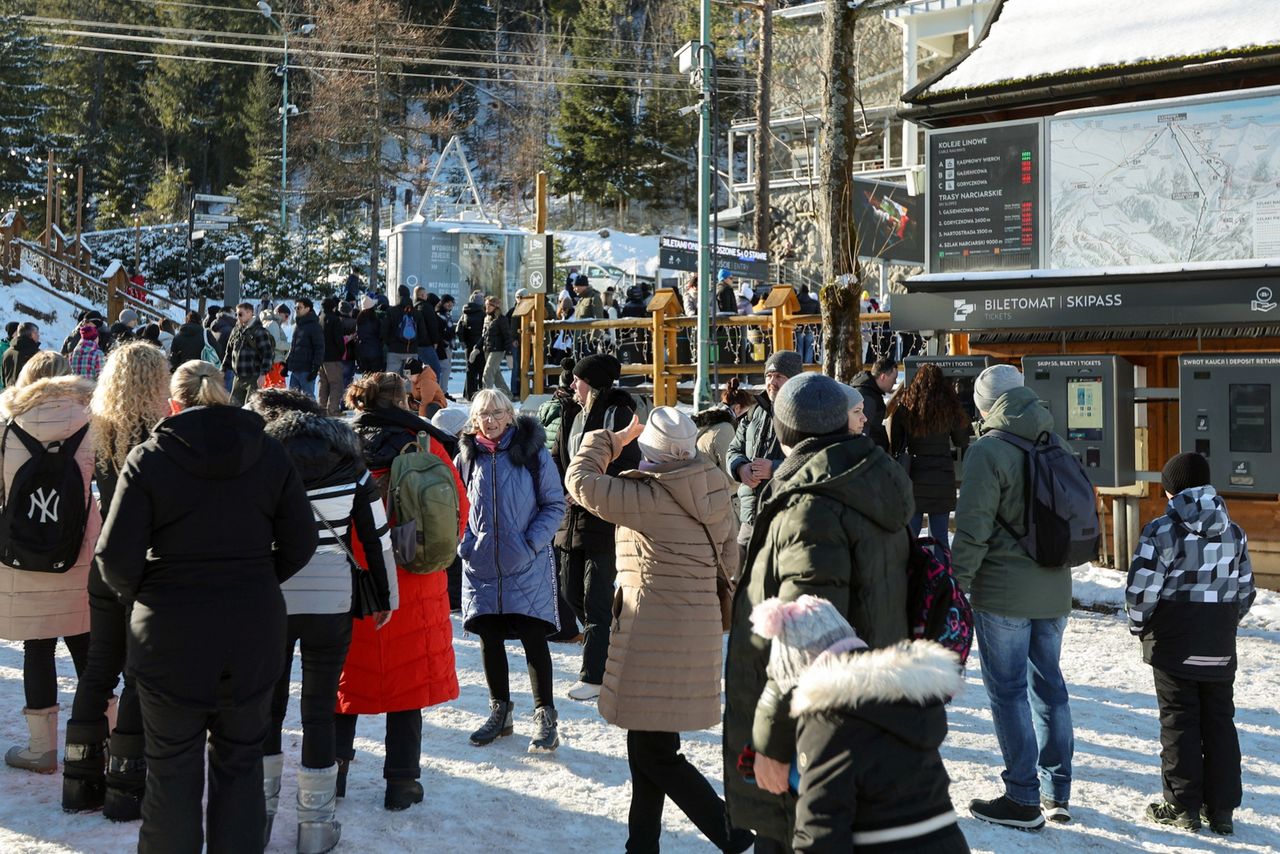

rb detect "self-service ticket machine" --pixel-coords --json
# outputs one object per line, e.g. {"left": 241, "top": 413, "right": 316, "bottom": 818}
{"left": 903, "top": 356, "right": 994, "bottom": 423}
{"left": 1022, "top": 355, "right": 1135, "bottom": 488}
{"left": 1180, "top": 353, "right": 1280, "bottom": 493}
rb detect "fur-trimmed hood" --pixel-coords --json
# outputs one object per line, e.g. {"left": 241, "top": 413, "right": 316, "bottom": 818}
{"left": 693, "top": 405, "right": 736, "bottom": 430}
{"left": 0, "top": 375, "right": 95, "bottom": 419}
{"left": 792, "top": 640, "right": 961, "bottom": 722}
{"left": 459, "top": 414, "right": 546, "bottom": 470}
{"left": 263, "top": 410, "right": 365, "bottom": 487}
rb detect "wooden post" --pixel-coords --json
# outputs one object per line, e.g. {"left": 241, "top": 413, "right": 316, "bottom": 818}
{"left": 648, "top": 290, "right": 677, "bottom": 407}
{"left": 764, "top": 285, "right": 799, "bottom": 355}
{"left": 43, "top": 152, "right": 53, "bottom": 250}
{"left": 531, "top": 294, "right": 546, "bottom": 396}
{"left": 106, "top": 264, "right": 130, "bottom": 324}
{"left": 666, "top": 327, "right": 678, "bottom": 404}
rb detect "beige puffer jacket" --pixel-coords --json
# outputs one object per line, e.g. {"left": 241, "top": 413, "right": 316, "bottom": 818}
{"left": 567, "top": 429, "right": 738, "bottom": 733}
{"left": 0, "top": 376, "right": 97, "bottom": 641}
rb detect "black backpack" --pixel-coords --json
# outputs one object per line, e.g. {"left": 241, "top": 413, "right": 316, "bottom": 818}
{"left": 0, "top": 422, "right": 92, "bottom": 573}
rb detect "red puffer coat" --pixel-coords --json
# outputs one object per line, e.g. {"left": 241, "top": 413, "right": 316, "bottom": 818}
{"left": 337, "top": 426, "right": 467, "bottom": 714}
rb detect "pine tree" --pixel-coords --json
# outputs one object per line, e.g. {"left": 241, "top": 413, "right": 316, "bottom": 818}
{"left": 230, "top": 66, "right": 283, "bottom": 227}
{"left": 0, "top": 15, "right": 56, "bottom": 214}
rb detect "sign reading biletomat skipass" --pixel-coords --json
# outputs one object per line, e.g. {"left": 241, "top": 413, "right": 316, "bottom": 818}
{"left": 927, "top": 121, "right": 1041, "bottom": 274}
{"left": 659, "top": 236, "right": 769, "bottom": 281}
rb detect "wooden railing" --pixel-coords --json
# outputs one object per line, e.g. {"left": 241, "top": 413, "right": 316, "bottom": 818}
{"left": 515, "top": 286, "right": 894, "bottom": 406}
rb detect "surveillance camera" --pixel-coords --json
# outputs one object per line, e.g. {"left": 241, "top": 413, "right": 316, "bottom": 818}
{"left": 677, "top": 102, "right": 701, "bottom": 117}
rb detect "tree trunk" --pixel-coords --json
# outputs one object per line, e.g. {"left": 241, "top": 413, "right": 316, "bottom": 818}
{"left": 817, "top": 0, "right": 864, "bottom": 382}
{"left": 752, "top": 0, "right": 773, "bottom": 254}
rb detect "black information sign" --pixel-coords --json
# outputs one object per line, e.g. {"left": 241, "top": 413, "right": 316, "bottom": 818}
{"left": 522, "top": 233, "right": 554, "bottom": 294}
{"left": 659, "top": 236, "right": 770, "bottom": 281}
{"left": 927, "top": 121, "right": 1040, "bottom": 273}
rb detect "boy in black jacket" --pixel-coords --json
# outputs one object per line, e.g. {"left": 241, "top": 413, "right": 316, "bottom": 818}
{"left": 1127, "top": 452, "right": 1255, "bottom": 835}
{"left": 751, "top": 595, "right": 969, "bottom": 854}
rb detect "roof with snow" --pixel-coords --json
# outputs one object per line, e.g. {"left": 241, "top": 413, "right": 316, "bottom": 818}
{"left": 906, "top": 0, "right": 1280, "bottom": 107}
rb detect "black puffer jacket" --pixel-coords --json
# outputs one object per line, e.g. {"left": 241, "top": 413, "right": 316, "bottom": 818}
{"left": 889, "top": 409, "right": 970, "bottom": 515}
{"left": 552, "top": 386, "right": 640, "bottom": 552}
{"left": 169, "top": 322, "right": 208, "bottom": 369}
{"left": 321, "top": 311, "right": 347, "bottom": 362}
{"left": 481, "top": 311, "right": 513, "bottom": 355}
{"left": 791, "top": 642, "right": 968, "bottom": 854}
{"left": 851, "top": 371, "right": 889, "bottom": 452}
{"left": 726, "top": 392, "right": 782, "bottom": 534}
{"left": 355, "top": 308, "right": 385, "bottom": 372}
{"left": 350, "top": 406, "right": 459, "bottom": 468}
{"left": 287, "top": 311, "right": 325, "bottom": 375}
{"left": 95, "top": 406, "right": 317, "bottom": 707}
{"left": 457, "top": 302, "right": 485, "bottom": 353}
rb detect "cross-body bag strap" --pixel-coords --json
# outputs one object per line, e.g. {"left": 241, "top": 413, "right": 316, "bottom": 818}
{"left": 310, "top": 500, "right": 359, "bottom": 567}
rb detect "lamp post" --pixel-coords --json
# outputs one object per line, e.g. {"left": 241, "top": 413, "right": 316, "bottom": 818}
{"left": 257, "top": 2, "right": 315, "bottom": 236}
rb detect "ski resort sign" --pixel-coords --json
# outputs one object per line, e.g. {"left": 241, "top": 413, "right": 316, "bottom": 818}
{"left": 659, "top": 237, "right": 770, "bottom": 281}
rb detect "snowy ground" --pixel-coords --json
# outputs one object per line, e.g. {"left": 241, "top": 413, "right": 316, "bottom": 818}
{"left": 1, "top": 565, "right": 1278, "bottom": 853}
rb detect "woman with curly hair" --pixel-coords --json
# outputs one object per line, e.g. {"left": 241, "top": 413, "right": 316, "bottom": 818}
{"left": 886, "top": 362, "right": 972, "bottom": 548}
{"left": 63, "top": 342, "right": 172, "bottom": 819}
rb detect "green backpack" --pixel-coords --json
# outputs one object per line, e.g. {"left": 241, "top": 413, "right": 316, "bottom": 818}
{"left": 388, "top": 432, "right": 461, "bottom": 574}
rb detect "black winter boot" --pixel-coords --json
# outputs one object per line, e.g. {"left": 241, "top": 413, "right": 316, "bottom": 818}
{"left": 469, "top": 700, "right": 514, "bottom": 746}
{"left": 335, "top": 758, "right": 350, "bottom": 798}
{"left": 62, "top": 722, "right": 109, "bottom": 813}
{"left": 384, "top": 778, "right": 424, "bottom": 811}
{"left": 103, "top": 732, "right": 146, "bottom": 822}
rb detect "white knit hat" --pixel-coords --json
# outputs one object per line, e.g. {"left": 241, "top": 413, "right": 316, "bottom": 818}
{"left": 431, "top": 407, "right": 469, "bottom": 438}
{"left": 360, "top": 294, "right": 376, "bottom": 311}
{"left": 751, "top": 595, "right": 867, "bottom": 692}
{"left": 638, "top": 406, "right": 698, "bottom": 464}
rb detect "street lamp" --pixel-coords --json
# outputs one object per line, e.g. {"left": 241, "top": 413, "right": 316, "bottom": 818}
{"left": 257, "top": 2, "right": 315, "bottom": 237}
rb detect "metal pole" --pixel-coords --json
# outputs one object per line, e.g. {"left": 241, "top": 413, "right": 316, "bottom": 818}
{"left": 694, "top": 23, "right": 714, "bottom": 410}
{"left": 280, "top": 27, "right": 289, "bottom": 236}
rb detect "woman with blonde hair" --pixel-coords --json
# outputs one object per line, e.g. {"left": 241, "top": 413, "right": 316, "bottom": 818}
{"left": 63, "top": 342, "right": 171, "bottom": 818}
{"left": 0, "top": 349, "right": 94, "bottom": 777}
{"left": 95, "top": 358, "right": 317, "bottom": 851}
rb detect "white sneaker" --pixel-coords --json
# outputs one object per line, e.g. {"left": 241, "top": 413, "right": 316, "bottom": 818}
{"left": 567, "top": 681, "right": 601, "bottom": 701}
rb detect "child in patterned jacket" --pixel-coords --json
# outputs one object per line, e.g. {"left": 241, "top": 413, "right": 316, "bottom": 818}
{"left": 1127, "top": 452, "right": 1255, "bottom": 836}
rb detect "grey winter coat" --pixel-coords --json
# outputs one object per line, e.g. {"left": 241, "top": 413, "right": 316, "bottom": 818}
{"left": 264, "top": 412, "right": 399, "bottom": 616}
{"left": 726, "top": 392, "right": 782, "bottom": 539}
{"left": 456, "top": 416, "right": 567, "bottom": 632}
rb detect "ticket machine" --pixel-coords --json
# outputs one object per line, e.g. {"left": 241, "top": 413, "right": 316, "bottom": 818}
{"left": 1022, "top": 355, "right": 1135, "bottom": 488}
{"left": 903, "top": 356, "right": 994, "bottom": 423}
{"left": 1179, "top": 353, "right": 1280, "bottom": 493}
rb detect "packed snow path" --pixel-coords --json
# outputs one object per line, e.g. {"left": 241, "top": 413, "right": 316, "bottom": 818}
{"left": 0, "top": 579, "right": 1277, "bottom": 852}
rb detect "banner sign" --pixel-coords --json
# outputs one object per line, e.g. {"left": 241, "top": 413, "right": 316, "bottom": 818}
{"left": 659, "top": 236, "right": 770, "bottom": 281}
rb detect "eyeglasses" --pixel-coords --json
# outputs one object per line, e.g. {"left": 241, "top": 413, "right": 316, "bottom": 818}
{"left": 477, "top": 410, "right": 508, "bottom": 421}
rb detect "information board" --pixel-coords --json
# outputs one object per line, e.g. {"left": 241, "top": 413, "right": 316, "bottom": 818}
{"left": 927, "top": 120, "right": 1042, "bottom": 273}
{"left": 659, "top": 236, "right": 770, "bottom": 281}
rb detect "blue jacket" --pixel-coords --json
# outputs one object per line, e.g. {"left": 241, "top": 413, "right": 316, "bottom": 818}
{"left": 456, "top": 416, "right": 567, "bottom": 631}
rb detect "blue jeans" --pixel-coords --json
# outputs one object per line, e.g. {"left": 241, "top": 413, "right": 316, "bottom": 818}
{"left": 417, "top": 347, "right": 442, "bottom": 379}
{"left": 910, "top": 512, "right": 950, "bottom": 548}
{"left": 973, "top": 611, "right": 1074, "bottom": 805}
{"left": 288, "top": 370, "right": 315, "bottom": 398}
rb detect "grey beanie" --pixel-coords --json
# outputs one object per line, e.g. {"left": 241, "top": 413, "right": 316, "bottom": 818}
{"left": 765, "top": 349, "right": 804, "bottom": 379}
{"left": 430, "top": 407, "right": 469, "bottom": 438}
{"left": 119, "top": 309, "right": 139, "bottom": 325}
{"left": 973, "top": 364, "right": 1024, "bottom": 415}
{"left": 773, "top": 373, "right": 858, "bottom": 448}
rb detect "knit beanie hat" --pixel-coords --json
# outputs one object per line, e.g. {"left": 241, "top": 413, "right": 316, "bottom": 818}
{"left": 973, "top": 364, "right": 1024, "bottom": 415}
{"left": 79, "top": 323, "right": 98, "bottom": 341}
{"left": 431, "top": 407, "right": 469, "bottom": 439}
{"left": 360, "top": 294, "right": 376, "bottom": 311}
{"left": 1162, "top": 452, "right": 1211, "bottom": 496}
{"left": 119, "top": 309, "right": 139, "bottom": 325}
{"left": 717, "top": 268, "right": 733, "bottom": 282}
{"left": 751, "top": 595, "right": 867, "bottom": 692}
{"left": 638, "top": 406, "right": 697, "bottom": 464}
{"left": 573, "top": 354, "right": 621, "bottom": 390}
{"left": 764, "top": 349, "right": 803, "bottom": 379}
{"left": 773, "top": 373, "right": 858, "bottom": 448}
{"left": 558, "top": 357, "right": 576, "bottom": 389}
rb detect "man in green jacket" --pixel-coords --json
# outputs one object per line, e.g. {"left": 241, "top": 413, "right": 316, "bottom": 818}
{"left": 952, "top": 364, "right": 1075, "bottom": 831}
{"left": 723, "top": 372, "right": 914, "bottom": 850}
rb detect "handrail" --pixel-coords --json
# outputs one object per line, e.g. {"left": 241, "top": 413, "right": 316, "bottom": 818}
{"left": 6, "top": 266, "right": 98, "bottom": 318}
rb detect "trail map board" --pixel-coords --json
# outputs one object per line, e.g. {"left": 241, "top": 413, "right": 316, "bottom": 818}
{"left": 927, "top": 121, "right": 1041, "bottom": 273}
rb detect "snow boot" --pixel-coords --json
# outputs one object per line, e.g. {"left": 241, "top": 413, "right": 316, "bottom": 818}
{"left": 469, "top": 700, "right": 514, "bottom": 746}
{"left": 102, "top": 733, "right": 146, "bottom": 822}
{"left": 528, "top": 707, "right": 559, "bottom": 753}
{"left": 297, "top": 764, "right": 342, "bottom": 854}
{"left": 62, "top": 720, "right": 109, "bottom": 812}
{"left": 1146, "top": 800, "right": 1200, "bottom": 831}
{"left": 335, "top": 758, "right": 349, "bottom": 798}
{"left": 384, "top": 778, "right": 424, "bottom": 812}
{"left": 263, "top": 752, "right": 284, "bottom": 847}
{"left": 1201, "top": 807, "right": 1233, "bottom": 836}
{"left": 969, "top": 795, "right": 1045, "bottom": 830}
{"left": 1041, "top": 796, "right": 1071, "bottom": 824}
{"left": 5, "top": 705, "right": 59, "bottom": 773}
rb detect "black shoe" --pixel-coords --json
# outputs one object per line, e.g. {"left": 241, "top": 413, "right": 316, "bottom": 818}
{"left": 528, "top": 707, "right": 559, "bottom": 753}
{"left": 1041, "top": 796, "right": 1071, "bottom": 824}
{"left": 336, "top": 758, "right": 349, "bottom": 798}
{"left": 62, "top": 738, "right": 107, "bottom": 813}
{"left": 103, "top": 755, "right": 145, "bottom": 822}
{"left": 470, "top": 700, "right": 514, "bottom": 746}
{"left": 970, "top": 795, "right": 1045, "bottom": 830}
{"left": 384, "top": 779, "right": 424, "bottom": 811}
{"left": 1201, "top": 807, "right": 1233, "bottom": 835}
{"left": 1146, "top": 800, "right": 1200, "bottom": 830}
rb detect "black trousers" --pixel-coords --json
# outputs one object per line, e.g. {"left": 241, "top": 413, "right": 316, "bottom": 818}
{"left": 626, "top": 730, "right": 734, "bottom": 854}
{"left": 68, "top": 578, "right": 144, "bottom": 748}
{"left": 446, "top": 555, "right": 463, "bottom": 612}
{"left": 464, "top": 351, "right": 483, "bottom": 400}
{"left": 335, "top": 708, "right": 422, "bottom": 781}
{"left": 1153, "top": 667, "right": 1242, "bottom": 813}
{"left": 473, "top": 614, "right": 555, "bottom": 709}
{"left": 136, "top": 677, "right": 273, "bottom": 854}
{"left": 264, "top": 612, "right": 352, "bottom": 769}
{"left": 561, "top": 547, "right": 616, "bottom": 684}
{"left": 23, "top": 633, "right": 89, "bottom": 709}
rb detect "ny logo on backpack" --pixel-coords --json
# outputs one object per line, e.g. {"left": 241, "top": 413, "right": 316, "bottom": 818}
{"left": 988, "top": 429, "right": 1101, "bottom": 568}
{"left": 0, "top": 422, "right": 92, "bottom": 573}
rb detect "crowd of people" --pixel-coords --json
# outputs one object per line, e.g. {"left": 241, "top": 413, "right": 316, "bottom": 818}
{"left": 0, "top": 289, "right": 1259, "bottom": 853}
